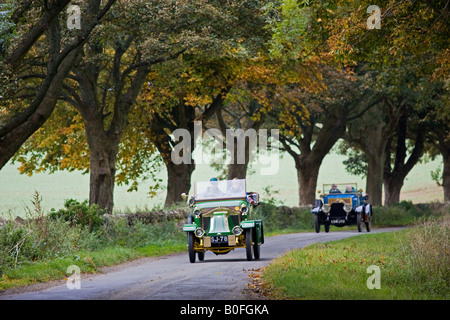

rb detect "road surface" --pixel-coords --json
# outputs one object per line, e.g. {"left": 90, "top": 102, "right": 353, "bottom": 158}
{"left": 0, "top": 228, "right": 401, "bottom": 300}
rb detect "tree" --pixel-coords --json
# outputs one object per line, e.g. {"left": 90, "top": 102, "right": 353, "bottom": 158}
{"left": 382, "top": 77, "right": 444, "bottom": 205}
{"left": 425, "top": 85, "right": 450, "bottom": 202}
{"left": 346, "top": 99, "right": 405, "bottom": 206}
{"left": 274, "top": 65, "right": 378, "bottom": 206}
{"left": 13, "top": 101, "right": 163, "bottom": 198}
{"left": 210, "top": 57, "right": 274, "bottom": 180}
{"left": 0, "top": 0, "right": 116, "bottom": 170}
{"left": 12, "top": 0, "right": 268, "bottom": 212}
{"left": 306, "top": 0, "right": 449, "bottom": 205}
{"left": 340, "top": 75, "right": 446, "bottom": 205}
{"left": 138, "top": 56, "right": 239, "bottom": 207}
{"left": 135, "top": 0, "right": 271, "bottom": 206}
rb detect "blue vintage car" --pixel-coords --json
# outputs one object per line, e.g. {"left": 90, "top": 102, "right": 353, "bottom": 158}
{"left": 311, "top": 183, "right": 372, "bottom": 233}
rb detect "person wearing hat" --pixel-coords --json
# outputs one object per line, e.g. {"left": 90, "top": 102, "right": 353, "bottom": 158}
{"left": 329, "top": 184, "right": 341, "bottom": 194}
{"left": 205, "top": 177, "right": 223, "bottom": 197}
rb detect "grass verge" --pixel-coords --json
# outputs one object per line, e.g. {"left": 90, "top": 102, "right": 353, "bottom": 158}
{"left": 0, "top": 194, "right": 187, "bottom": 291}
{"left": 260, "top": 215, "right": 449, "bottom": 300}
{"left": 0, "top": 242, "right": 187, "bottom": 291}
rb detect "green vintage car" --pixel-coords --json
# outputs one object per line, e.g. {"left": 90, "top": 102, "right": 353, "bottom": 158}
{"left": 182, "top": 179, "right": 263, "bottom": 263}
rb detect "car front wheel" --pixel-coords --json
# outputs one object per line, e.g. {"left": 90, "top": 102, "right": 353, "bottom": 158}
{"left": 253, "top": 229, "right": 260, "bottom": 260}
{"left": 357, "top": 212, "right": 362, "bottom": 232}
{"left": 188, "top": 232, "right": 196, "bottom": 263}
{"left": 246, "top": 228, "right": 253, "bottom": 261}
{"left": 314, "top": 214, "right": 320, "bottom": 233}
{"left": 197, "top": 251, "right": 205, "bottom": 261}
{"left": 365, "top": 205, "right": 372, "bottom": 232}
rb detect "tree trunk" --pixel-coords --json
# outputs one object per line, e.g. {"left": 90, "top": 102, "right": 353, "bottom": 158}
{"left": 227, "top": 163, "right": 248, "bottom": 180}
{"left": 366, "top": 155, "right": 384, "bottom": 206}
{"left": 89, "top": 143, "right": 118, "bottom": 214}
{"left": 383, "top": 175, "right": 404, "bottom": 205}
{"left": 85, "top": 120, "right": 121, "bottom": 214}
{"left": 296, "top": 158, "right": 321, "bottom": 206}
{"left": 443, "top": 152, "right": 450, "bottom": 202}
{"left": 165, "top": 161, "right": 195, "bottom": 207}
{"left": 227, "top": 136, "right": 251, "bottom": 180}
{"left": 383, "top": 117, "right": 425, "bottom": 206}
{"left": 359, "top": 120, "right": 391, "bottom": 207}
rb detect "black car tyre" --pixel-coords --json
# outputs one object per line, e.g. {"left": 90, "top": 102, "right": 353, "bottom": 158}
{"left": 253, "top": 229, "right": 260, "bottom": 260}
{"left": 324, "top": 221, "right": 330, "bottom": 233}
{"left": 246, "top": 228, "right": 253, "bottom": 261}
{"left": 357, "top": 212, "right": 362, "bottom": 232}
{"left": 188, "top": 231, "right": 196, "bottom": 263}
{"left": 314, "top": 214, "right": 320, "bottom": 233}
{"left": 198, "top": 251, "right": 205, "bottom": 261}
{"left": 365, "top": 205, "right": 372, "bottom": 232}
{"left": 365, "top": 220, "right": 371, "bottom": 232}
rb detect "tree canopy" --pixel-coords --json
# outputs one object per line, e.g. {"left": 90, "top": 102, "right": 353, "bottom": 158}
{"left": 2, "top": 0, "right": 449, "bottom": 211}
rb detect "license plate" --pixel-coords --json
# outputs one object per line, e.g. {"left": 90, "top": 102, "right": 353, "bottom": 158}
{"left": 211, "top": 236, "right": 228, "bottom": 244}
{"left": 331, "top": 219, "right": 346, "bottom": 224}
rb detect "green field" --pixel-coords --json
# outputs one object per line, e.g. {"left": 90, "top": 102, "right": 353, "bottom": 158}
{"left": 0, "top": 149, "right": 444, "bottom": 218}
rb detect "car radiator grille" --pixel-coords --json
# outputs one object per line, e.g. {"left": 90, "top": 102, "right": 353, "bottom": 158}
{"left": 330, "top": 203, "right": 345, "bottom": 218}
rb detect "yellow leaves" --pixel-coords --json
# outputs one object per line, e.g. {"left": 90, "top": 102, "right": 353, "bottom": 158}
{"left": 184, "top": 93, "right": 212, "bottom": 107}
{"left": 247, "top": 267, "right": 269, "bottom": 295}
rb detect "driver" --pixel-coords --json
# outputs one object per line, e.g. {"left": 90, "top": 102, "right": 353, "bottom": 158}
{"left": 204, "top": 178, "right": 223, "bottom": 197}
{"left": 329, "top": 184, "right": 341, "bottom": 194}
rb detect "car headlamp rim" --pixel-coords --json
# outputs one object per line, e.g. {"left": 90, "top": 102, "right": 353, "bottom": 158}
{"left": 194, "top": 227, "right": 205, "bottom": 238}
{"left": 232, "top": 226, "right": 243, "bottom": 236}
{"left": 322, "top": 204, "right": 331, "bottom": 213}
{"left": 344, "top": 203, "right": 352, "bottom": 213}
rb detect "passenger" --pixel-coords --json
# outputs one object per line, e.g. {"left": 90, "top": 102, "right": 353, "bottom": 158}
{"left": 227, "top": 178, "right": 243, "bottom": 196}
{"left": 329, "top": 184, "right": 341, "bottom": 194}
{"left": 345, "top": 185, "right": 356, "bottom": 193}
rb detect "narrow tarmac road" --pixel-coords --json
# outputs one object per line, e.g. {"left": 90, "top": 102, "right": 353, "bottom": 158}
{"left": 0, "top": 228, "right": 402, "bottom": 300}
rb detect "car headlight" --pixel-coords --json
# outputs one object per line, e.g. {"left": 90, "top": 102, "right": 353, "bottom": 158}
{"left": 193, "top": 209, "right": 201, "bottom": 218}
{"left": 194, "top": 228, "right": 205, "bottom": 238}
{"left": 344, "top": 203, "right": 352, "bottom": 213}
{"left": 322, "top": 204, "right": 331, "bottom": 213}
{"left": 240, "top": 204, "right": 248, "bottom": 214}
{"left": 232, "top": 226, "right": 243, "bottom": 236}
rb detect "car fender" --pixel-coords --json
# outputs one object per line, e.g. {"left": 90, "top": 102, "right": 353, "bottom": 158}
{"left": 241, "top": 220, "right": 255, "bottom": 228}
{"left": 183, "top": 224, "right": 197, "bottom": 232}
{"left": 311, "top": 206, "right": 321, "bottom": 214}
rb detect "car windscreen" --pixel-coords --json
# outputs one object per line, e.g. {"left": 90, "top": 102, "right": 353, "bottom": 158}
{"left": 194, "top": 179, "right": 246, "bottom": 200}
{"left": 323, "top": 183, "right": 358, "bottom": 194}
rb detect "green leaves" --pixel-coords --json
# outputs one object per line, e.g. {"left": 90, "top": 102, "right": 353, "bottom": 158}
{"left": 0, "top": 1, "right": 16, "bottom": 56}
{"left": 265, "top": 0, "right": 313, "bottom": 61}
